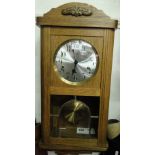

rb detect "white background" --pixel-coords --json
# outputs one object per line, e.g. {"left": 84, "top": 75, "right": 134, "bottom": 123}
{"left": 0, "top": 0, "right": 155, "bottom": 155}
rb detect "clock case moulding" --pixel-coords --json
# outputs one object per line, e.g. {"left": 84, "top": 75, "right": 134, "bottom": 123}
{"left": 36, "top": 2, "right": 118, "bottom": 152}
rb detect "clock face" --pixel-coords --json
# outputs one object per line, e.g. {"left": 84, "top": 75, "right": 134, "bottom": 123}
{"left": 54, "top": 40, "right": 98, "bottom": 84}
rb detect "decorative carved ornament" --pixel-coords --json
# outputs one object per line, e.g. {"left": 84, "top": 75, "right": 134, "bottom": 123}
{"left": 61, "top": 6, "right": 92, "bottom": 17}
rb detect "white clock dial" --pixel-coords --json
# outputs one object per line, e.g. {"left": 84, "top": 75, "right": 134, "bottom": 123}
{"left": 54, "top": 40, "right": 98, "bottom": 83}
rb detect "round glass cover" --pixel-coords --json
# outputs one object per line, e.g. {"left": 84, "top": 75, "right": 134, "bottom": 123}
{"left": 54, "top": 40, "right": 98, "bottom": 83}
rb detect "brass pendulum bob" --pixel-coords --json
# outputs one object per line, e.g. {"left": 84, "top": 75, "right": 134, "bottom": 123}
{"left": 64, "top": 96, "right": 84, "bottom": 125}
{"left": 59, "top": 96, "right": 91, "bottom": 128}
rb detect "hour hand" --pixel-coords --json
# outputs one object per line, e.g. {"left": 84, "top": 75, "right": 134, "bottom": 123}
{"left": 72, "top": 60, "right": 78, "bottom": 75}
{"left": 72, "top": 68, "right": 77, "bottom": 75}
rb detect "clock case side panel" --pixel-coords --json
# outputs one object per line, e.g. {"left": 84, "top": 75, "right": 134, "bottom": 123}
{"left": 98, "top": 29, "right": 115, "bottom": 146}
{"left": 41, "top": 27, "right": 51, "bottom": 144}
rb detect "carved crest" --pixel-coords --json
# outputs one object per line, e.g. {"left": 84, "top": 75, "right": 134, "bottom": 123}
{"left": 61, "top": 6, "right": 92, "bottom": 17}
{"left": 37, "top": 2, "right": 118, "bottom": 28}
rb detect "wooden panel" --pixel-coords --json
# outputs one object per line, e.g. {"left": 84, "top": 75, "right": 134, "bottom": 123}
{"left": 98, "top": 29, "right": 115, "bottom": 146}
{"left": 41, "top": 27, "right": 51, "bottom": 143}
{"left": 50, "top": 27, "right": 105, "bottom": 37}
{"left": 49, "top": 137, "right": 97, "bottom": 146}
{"left": 37, "top": 17, "right": 117, "bottom": 28}
{"left": 36, "top": 2, "right": 117, "bottom": 28}
{"left": 49, "top": 87, "right": 100, "bottom": 96}
{"left": 50, "top": 34, "right": 103, "bottom": 89}
{"left": 39, "top": 140, "right": 108, "bottom": 151}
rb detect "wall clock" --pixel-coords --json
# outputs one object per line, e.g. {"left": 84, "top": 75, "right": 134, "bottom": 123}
{"left": 36, "top": 2, "right": 117, "bottom": 153}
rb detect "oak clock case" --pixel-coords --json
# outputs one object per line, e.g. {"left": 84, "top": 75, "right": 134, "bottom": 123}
{"left": 36, "top": 2, "right": 117, "bottom": 152}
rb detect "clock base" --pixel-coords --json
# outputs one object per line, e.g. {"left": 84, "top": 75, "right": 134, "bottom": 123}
{"left": 39, "top": 140, "right": 108, "bottom": 152}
